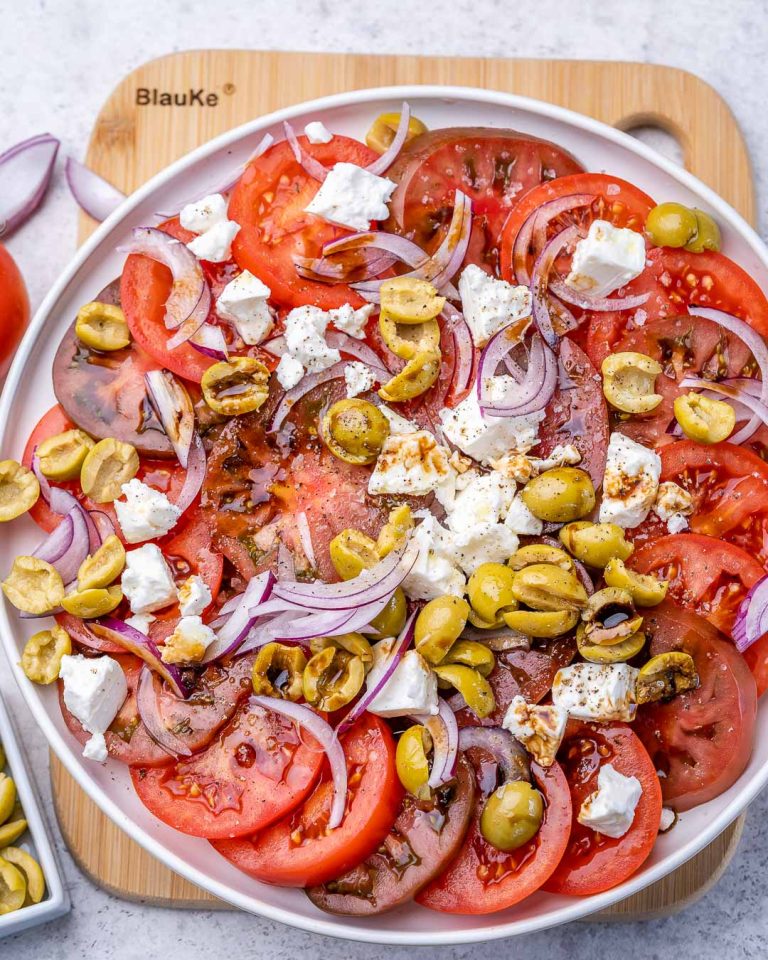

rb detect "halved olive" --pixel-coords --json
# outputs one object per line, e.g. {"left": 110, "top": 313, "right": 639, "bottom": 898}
{"left": 37, "top": 429, "right": 94, "bottom": 481}
{"left": 0, "top": 460, "right": 39, "bottom": 522}
{"left": 0, "top": 856, "right": 25, "bottom": 914}
{"left": 646, "top": 202, "right": 698, "bottom": 249}
{"left": 684, "top": 209, "right": 721, "bottom": 253}
{"left": 366, "top": 111, "right": 427, "bottom": 154}
{"left": 603, "top": 557, "right": 668, "bottom": 607}
{"left": 0, "top": 821, "right": 27, "bottom": 847}
{"left": 433, "top": 664, "right": 495, "bottom": 719}
{"left": 378, "top": 313, "right": 440, "bottom": 360}
{"left": 480, "top": 780, "right": 543, "bottom": 852}
{"left": 322, "top": 398, "right": 390, "bottom": 465}
{"left": 0, "top": 774, "right": 16, "bottom": 825}
{"left": 601, "top": 352, "right": 663, "bottom": 414}
{"left": 378, "top": 348, "right": 441, "bottom": 402}
{"left": 77, "top": 534, "right": 126, "bottom": 590}
{"left": 521, "top": 468, "right": 595, "bottom": 523}
{"left": 75, "top": 301, "right": 131, "bottom": 351}
{"left": 577, "top": 625, "right": 646, "bottom": 663}
{"left": 252, "top": 642, "right": 307, "bottom": 701}
{"left": 580, "top": 588, "right": 642, "bottom": 646}
{"left": 636, "top": 652, "right": 698, "bottom": 704}
{"left": 502, "top": 608, "right": 579, "bottom": 638}
{"left": 674, "top": 392, "right": 735, "bottom": 444}
{"left": 61, "top": 584, "right": 122, "bottom": 619}
{"left": 201, "top": 357, "right": 270, "bottom": 416}
{"left": 310, "top": 632, "right": 373, "bottom": 667}
{"left": 511, "top": 564, "right": 587, "bottom": 612}
{"left": 508, "top": 544, "right": 575, "bottom": 573}
{"left": 2, "top": 556, "right": 65, "bottom": 614}
{"left": 376, "top": 504, "right": 413, "bottom": 558}
{"left": 414, "top": 595, "right": 469, "bottom": 664}
{"left": 467, "top": 563, "right": 517, "bottom": 624}
{"left": 440, "top": 640, "right": 495, "bottom": 677}
{"left": 80, "top": 437, "right": 139, "bottom": 502}
{"left": 20, "top": 625, "right": 72, "bottom": 684}
{"left": 1, "top": 846, "right": 45, "bottom": 903}
{"left": 370, "top": 587, "right": 407, "bottom": 638}
{"left": 329, "top": 528, "right": 379, "bottom": 580}
{"left": 560, "top": 521, "right": 634, "bottom": 568}
{"left": 303, "top": 646, "right": 366, "bottom": 711}
{"left": 395, "top": 724, "right": 432, "bottom": 800}
{"left": 380, "top": 277, "right": 445, "bottom": 324}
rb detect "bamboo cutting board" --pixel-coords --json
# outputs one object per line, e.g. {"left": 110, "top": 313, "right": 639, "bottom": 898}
{"left": 52, "top": 51, "right": 753, "bottom": 917}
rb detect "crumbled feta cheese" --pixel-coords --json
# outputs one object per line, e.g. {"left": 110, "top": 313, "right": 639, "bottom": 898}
{"left": 490, "top": 446, "right": 581, "bottom": 484}
{"left": 599, "top": 433, "right": 661, "bottom": 528}
{"left": 505, "top": 495, "right": 544, "bottom": 536}
{"left": 532, "top": 444, "right": 583, "bottom": 473}
{"left": 444, "top": 471, "right": 515, "bottom": 535}
{"left": 578, "top": 763, "right": 643, "bottom": 838}
{"left": 565, "top": 220, "right": 646, "bottom": 298}
{"left": 329, "top": 303, "right": 375, "bottom": 339}
{"left": 179, "top": 193, "right": 228, "bottom": 234}
{"left": 502, "top": 696, "right": 568, "bottom": 767}
{"left": 451, "top": 523, "right": 519, "bottom": 576}
{"left": 124, "top": 612, "right": 156, "bottom": 634}
{"left": 161, "top": 616, "right": 216, "bottom": 664}
{"left": 665, "top": 513, "right": 689, "bottom": 534}
{"left": 305, "top": 162, "right": 396, "bottom": 232}
{"left": 178, "top": 575, "right": 213, "bottom": 617}
{"left": 114, "top": 479, "right": 182, "bottom": 544}
{"left": 344, "top": 362, "right": 377, "bottom": 398}
{"left": 121, "top": 544, "right": 178, "bottom": 614}
{"left": 276, "top": 353, "right": 305, "bottom": 390}
{"left": 659, "top": 807, "right": 677, "bottom": 832}
{"left": 186, "top": 218, "right": 240, "bottom": 263}
{"left": 368, "top": 431, "right": 455, "bottom": 498}
{"left": 284, "top": 305, "right": 341, "bottom": 372}
{"left": 402, "top": 515, "right": 466, "bottom": 602}
{"left": 552, "top": 663, "right": 638, "bottom": 722}
{"left": 653, "top": 480, "right": 694, "bottom": 534}
{"left": 215, "top": 271, "right": 274, "bottom": 345}
{"left": 304, "top": 120, "right": 333, "bottom": 144}
{"left": 458, "top": 264, "right": 532, "bottom": 346}
{"left": 366, "top": 644, "right": 438, "bottom": 717}
{"left": 378, "top": 405, "right": 418, "bottom": 435}
{"left": 440, "top": 390, "right": 544, "bottom": 465}
{"left": 59, "top": 654, "right": 127, "bottom": 764}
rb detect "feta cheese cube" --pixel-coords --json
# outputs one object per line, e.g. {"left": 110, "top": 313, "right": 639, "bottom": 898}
{"left": 344, "top": 362, "right": 377, "bottom": 398}
{"left": 451, "top": 523, "right": 519, "bottom": 576}
{"left": 440, "top": 389, "right": 544, "bottom": 465}
{"left": 531, "top": 443, "right": 583, "bottom": 473}
{"left": 502, "top": 696, "right": 568, "bottom": 767}
{"left": 305, "top": 162, "right": 396, "bottom": 232}
{"left": 304, "top": 120, "right": 333, "bottom": 144}
{"left": 577, "top": 763, "right": 643, "bottom": 838}
{"left": 59, "top": 654, "right": 127, "bottom": 763}
{"left": 653, "top": 480, "right": 694, "bottom": 535}
{"left": 659, "top": 807, "right": 677, "bottom": 832}
{"left": 666, "top": 513, "right": 689, "bottom": 534}
{"left": 565, "top": 219, "right": 646, "bottom": 298}
{"left": 329, "top": 303, "right": 375, "bottom": 339}
{"left": 552, "top": 663, "right": 638, "bottom": 722}
{"left": 178, "top": 575, "right": 213, "bottom": 617}
{"left": 378, "top": 405, "right": 418, "bottom": 435}
{"left": 368, "top": 431, "right": 454, "bottom": 498}
{"left": 599, "top": 433, "right": 661, "bottom": 528}
{"left": 124, "top": 612, "right": 156, "bottom": 634}
{"left": 366, "top": 645, "right": 438, "bottom": 717}
{"left": 161, "top": 616, "right": 216, "bottom": 664}
{"left": 186, "top": 218, "right": 240, "bottom": 263}
{"left": 179, "top": 193, "right": 228, "bottom": 234}
{"left": 276, "top": 353, "right": 304, "bottom": 389}
{"left": 490, "top": 447, "right": 581, "bottom": 485}
{"left": 458, "top": 264, "right": 532, "bottom": 346}
{"left": 444, "top": 471, "right": 515, "bottom": 535}
{"left": 505, "top": 495, "right": 544, "bottom": 536}
{"left": 114, "top": 479, "right": 181, "bottom": 544}
{"left": 402, "top": 515, "right": 466, "bottom": 602}
{"left": 284, "top": 305, "right": 341, "bottom": 374}
{"left": 215, "top": 271, "right": 274, "bottom": 345}
{"left": 122, "top": 544, "right": 178, "bottom": 614}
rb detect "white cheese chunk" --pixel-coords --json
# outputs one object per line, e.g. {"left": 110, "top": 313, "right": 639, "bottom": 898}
{"left": 552, "top": 663, "right": 638, "bottom": 722}
{"left": 368, "top": 431, "right": 455, "bottom": 498}
{"left": 124, "top": 612, "right": 156, "bottom": 635}
{"left": 304, "top": 120, "right": 333, "bottom": 144}
{"left": 284, "top": 305, "right": 341, "bottom": 373}
{"left": 505, "top": 495, "right": 544, "bottom": 536}
{"left": 161, "top": 616, "right": 216, "bottom": 664}
{"left": 599, "top": 433, "right": 661, "bottom": 529}
{"left": 659, "top": 807, "right": 677, "bottom": 832}
{"left": 366, "top": 644, "right": 438, "bottom": 718}
{"left": 186, "top": 218, "right": 240, "bottom": 263}
{"left": 378, "top": 405, "right": 418, "bottom": 435}
{"left": 344, "top": 362, "right": 377, "bottom": 398}
{"left": 565, "top": 219, "right": 646, "bottom": 298}
{"left": 402, "top": 515, "right": 466, "bottom": 602}
{"left": 502, "top": 696, "right": 568, "bottom": 767}
{"left": 59, "top": 654, "right": 127, "bottom": 764}
{"left": 452, "top": 523, "right": 520, "bottom": 576}
{"left": 578, "top": 763, "right": 643, "bottom": 839}
{"left": 179, "top": 193, "right": 228, "bottom": 234}
{"left": 305, "top": 162, "right": 396, "bottom": 232}
{"left": 329, "top": 303, "right": 375, "bottom": 339}
{"left": 122, "top": 544, "right": 178, "bottom": 614}
{"left": 458, "top": 264, "right": 532, "bottom": 347}
{"left": 114, "top": 479, "right": 182, "bottom": 544}
{"left": 178, "top": 575, "right": 213, "bottom": 617}
{"left": 440, "top": 389, "right": 544, "bottom": 466}
{"left": 653, "top": 480, "right": 694, "bottom": 535}
{"left": 276, "top": 353, "right": 305, "bottom": 390}
{"left": 215, "top": 271, "right": 274, "bottom": 345}
{"left": 491, "top": 445, "right": 582, "bottom": 484}
{"left": 442, "top": 470, "right": 519, "bottom": 573}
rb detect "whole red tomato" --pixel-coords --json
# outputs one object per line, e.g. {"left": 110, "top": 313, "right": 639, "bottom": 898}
{"left": 0, "top": 244, "right": 30, "bottom": 377}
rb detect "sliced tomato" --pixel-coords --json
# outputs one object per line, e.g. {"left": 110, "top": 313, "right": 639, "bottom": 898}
{"left": 212, "top": 714, "right": 402, "bottom": 886}
{"left": 633, "top": 602, "right": 757, "bottom": 810}
{"left": 228, "top": 136, "right": 378, "bottom": 311}
{"left": 386, "top": 128, "right": 584, "bottom": 277}
{"left": 0, "top": 243, "right": 30, "bottom": 378}
{"left": 543, "top": 720, "right": 662, "bottom": 896}
{"left": 416, "top": 758, "right": 571, "bottom": 914}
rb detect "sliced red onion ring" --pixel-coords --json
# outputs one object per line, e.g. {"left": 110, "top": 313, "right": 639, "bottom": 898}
{"left": 733, "top": 573, "right": 768, "bottom": 652}
{"left": 365, "top": 102, "right": 410, "bottom": 176}
{"left": 33, "top": 507, "right": 90, "bottom": 584}
{"left": 294, "top": 250, "right": 397, "bottom": 284}
{"left": 145, "top": 370, "right": 195, "bottom": 467}
{"left": 190, "top": 323, "right": 228, "bottom": 360}
{"left": 277, "top": 541, "right": 296, "bottom": 582}
{"left": 214, "top": 133, "right": 274, "bottom": 195}
{"left": 478, "top": 331, "right": 557, "bottom": 417}
{"left": 530, "top": 224, "right": 580, "bottom": 348}
{"left": 0, "top": 133, "right": 59, "bottom": 237}
{"left": 89, "top": 510, "right": 116, "bottom": 541}
{"left": 32, "top": 513, "right": 74, "bottom": 566}
{"left": 295, "top": 511, "right": 316, "bottom": 569}
{"left": 512, "top": 194, "right": 594, "bottom": 285}
{"left": 172, "top": 434, "right": 206, "bottom": 514}
{"left": 93, "top": 619, "right": 190, "bottom": 698}
{"left": 269, "top": 360, "right": 348, "bottom": 432}
{"left": 65, "top": 157, "right": 125, "bottom": 222}
{"left": 423, "top": 698, "right": 459, "bottom": 788}
{"left": 272, "top": 593, "right": 392, "bottom": 642}
{"left": 323, "top": 230, "right": 428, "bottom": 268}
{"left": 201, "top": 571, "right": 275, "bottom": 663}
{"left": 33, "top": 455, "right": 102, "bottom": 555}
{"left": 136, "top": 666, "right": 192, "bottom": 758}
{"left": 443, "top": 303, "right": 475, "bottom": 398}
{"left": 251, "top": 695, "right": 347, "bottom": 829}
{"left": 548, "top": 275, "right": 650, "bottom": 313}
{"left": 238, "top": 611, "right": 307, "bottom": 655}
{"left": 283, "top": 121, "right": 328, "bottom": 182}
{"left": 458, "top": 726, "right": 531, "bottom": 784}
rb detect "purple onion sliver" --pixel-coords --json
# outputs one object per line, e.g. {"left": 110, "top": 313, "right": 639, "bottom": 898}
{"left": 136, "top": 667, "right": 192, "bottom": 758}
{"left": 365, "top": 102, "right": 410, "bottom": 176}
{"left": 93, "top": 618, "right": 190, "bottom": 698}
{"left": 458, "top": 726, "right": 531, "bottom": 783}
{"left": 0, "top": 133, "right": 60, "bottom": 238}
{"left": 65, "top": 157, "right": 126, "bottom": 222}
{"left": 201, "top": 570, "right": 275, "bottom": 663}
{"left": 283, "top": 121, "right": 328, "bottom": 182}
{"left": 173, "top": 434, "right": 206, "bottom": 515}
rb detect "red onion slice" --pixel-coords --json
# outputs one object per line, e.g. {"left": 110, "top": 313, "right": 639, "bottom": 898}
{"left": 478, "top": 331, "right": 557, "bottom": 416}
{"left": 190, "top": 323, "right": 228, "bottom": 360}
{"left": 92, "top": 618, "right": 190, "bottom": 698}
{"left": 65, "top": 157, "right": 125, "bottom": 222}
{"left": 32, "top": 451, "right": 101, "bottom": 553}
{"left": 32, "top": 513, "right": 74, "bottom": 566}
{"left": 295, "top": 511, "right": 316, "bottom": 569}
{"left": 251, "top": 695, "right": 347, "bottom": 829}
{"left": 283, "top": 122, "right": 328, "bottom": 182}
{"left": 136, "top": 666, "right": 192, "bottom": 758}
{"left": 365, "top": 102, "right": 410, "bottom": 176}
{"left": 733, "top": 573, "right": 768, "bottom": 652}
{"left": 512, "top": 194, "right": 594, "bottom": 285}
{"left": 172, "top": 434, "right": 206, "bottom": 515}
{"left": 144, "top": 370, "right": 195, "bottom": 467}
{"left": 237, "top": 611, "right": 307, "bottom": 655}
{"left": 424, "top": 698, "right": 459, "bottom": 788}
{"left": 323, "top": 230, "right": 428, "bottom": 267}
{"left": 269, "top": 360, "right": 348, "bottom": 432}
{"left": 442, "top": 305, "right": 475, "bottom": 398}
{"left": 294, "top": 250, "right": 397, "bottom": 284}
{"left": 0, "top": 133, "right": 59, "bottom": 238}
{"left": 201, "top": 571, "right": 276, "bottom": 663}
{"left": 272, "top": 593, "right": 392, "bottom": 643}
{"left": 530, "top": 224, "right": 581, "bottom": 348}
{"left": 548, "top": 275, "right": 650, "bottom": 313}
{"left": 89, "top": 510, "right": 116, "bottom": 541}
{"left": 458, "top": 726, "right": 531, "bottom": 784}
{"left": 33, "top": 507, "right": 90, "bottom": 585}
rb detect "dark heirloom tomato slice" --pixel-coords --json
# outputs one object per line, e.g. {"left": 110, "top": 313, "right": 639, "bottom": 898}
{"left": 132, "top": 695, "right": 325, "bottom": 839}
{"left": 228, "top": 136, "right": 378, "bottom": 311}
{"left": 306, "top": 754, "right": 475, "bottom": 916}
{"left": 385, "top": 128, "right": 583, "bottom": 277}
{"left": 543, "top": 720, "right": 661, "bottom": 896}
{"left": 212, "top": 714, "right": 402, "bottom": 886}
{"left": 633, "top": 602, "right": 757, "bottom": 811}
{"left": 416, "top": 758, "right": 571, "bottom": 914}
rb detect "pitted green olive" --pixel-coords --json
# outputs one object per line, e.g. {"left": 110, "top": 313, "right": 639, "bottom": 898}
{"left": 77, "top": 534, "right": 126, "bottom": 590}
{"left": 370, "top": 587, "right": 407, "bottom": 638}
{"left": 684, "top": 209, "right": 721, "bottom": 253}
{"left": 395, "top": 724, "right": 432, "bottom": 800}
{"left": 511, "top": 564, "right": 587, "bottom": 612}
{"left": 580, "top": 587, "right": 643, "bottom": 646}
{"left": 201, "top": 357, "right": 270, "bottom": 416}
{"left": 480, "top": 780, "right": 544, "bottom": 852}
{"left": 303, "top": 646, "right": 366, "bottom": 711}
{"left": 0, "top": 775, "right": 16, "bottom": 826}
{"left": 440, "top": 640, "right": 495, "bottom": 677}
{"left": 467, "top": 608, "right": 506, "bottom": 630}
{"left": 508, "top": 544, "right": 575, "bottom": 573}
{"left": 559, "top": 521, "right": 634, "bottom": 568}
{"left": 521, "top": 467, "right": 595, "bottom": 523}
{"left": 378, "top": 313, "right": 440, "bottom": 360}
{"left": 252, "top": 642, "right": 307, "bottom": 701}
{"left": 414, "top": 595, "right": 470, "bottom": 664}
{"left": 20, "top": 625, "right": 72, "bottom": 684}
{"left": 467, "top": 563, "right": 517, "bottom": 624}
{"left": 0, "top": 820, "right": 27, "bottom": 848}
{"left": 601, "top": 352, "right": 663, "bottom": 414}
{"left": 1, "top": 846, "right": 45, "bottom": 904}
{"left": 502, "top": 607, "right": 579, "bottom": 638}
{"left": 366, "top": 111, "right": 428, "bottom": 154}
{"left": 433, "top": 664, "right": 495, "bottom": 719}
{"left": 604, "top": 557, "right": 668, "bottom": 606}
{"left": 380, "top": 277, "right": 446, "bottom": 324}
{"left": 80, "top": 437, "right": 139, "bottom": 502}
{"left": 376, "top": 505, "right": 413, "bottom": 558}
{"left": 75, "top": 301, "right": 131, "bottom": 351}
{"left": 674, "top": 392, "right": 735, "bottom": 444}
{"left": 646, "top": 202, "right": 698, "bottom": 248}
{"left": 329, "top": 528, "right": 379, "bottom": 580}
{"left": 322, "top": 398, "right": 390, "bottom": 465}
{"left": 309, "top": 632, "right": 373, "bottom": 667}
{"left": 0, "top": 460, "right": 39, "bottom": 522}
{"left": 2, "top": 556, "right": 64, "bottom": 614}
{"left": 61, "top": 584, "right": 122, "bottom": 619}
{"left": 636, "top": 652, "right": 698, "bottom": 704}
{"left": 37, "top": 430, "right": 94, "bottom": 481}
{"left": 378, "top": 348, "right": 441, "bottom": 402}
{"left": 0, "top": 856, "right": 25, "bottom": 915}
{"left": 577, "top": 625, "right": 646, "bottom": 663}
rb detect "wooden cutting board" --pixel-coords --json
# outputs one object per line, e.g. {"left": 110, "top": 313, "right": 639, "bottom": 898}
{"left": 52, "top": 51, "right": 753, "bottom": 917}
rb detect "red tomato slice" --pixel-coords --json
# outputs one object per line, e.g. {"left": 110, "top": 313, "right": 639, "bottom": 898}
{"left": 228, "top": 137, "right": 378, "bottom": 311}
{"left": 543, "top": 720, "right": 662, "bottom": 896}
{"left": 633, "top": 602, "right": 757, "bottom": 810}
{"left": 132, "top": 695, "right": 325, "bottom": 839}
{"left": 416, "top": 759, "right": 571, "bottom": 914}
{"left": 212, "top": 714, "right": 402, "bottom": 886}
{"left": 0, "top": 243, "right": 30, "bottom": 378}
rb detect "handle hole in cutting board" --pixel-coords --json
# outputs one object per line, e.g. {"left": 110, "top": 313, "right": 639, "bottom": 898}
{"left": 622, "top": 124, "right": 685, "bottom": 167}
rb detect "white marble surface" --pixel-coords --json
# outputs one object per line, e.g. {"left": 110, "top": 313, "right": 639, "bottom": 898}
{"left": 2, "top": 0, "right": 768, "bottom": 956}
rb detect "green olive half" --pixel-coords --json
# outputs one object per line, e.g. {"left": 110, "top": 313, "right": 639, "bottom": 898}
{"left": 321, "top": 399, "right": 390, "bottom": 465}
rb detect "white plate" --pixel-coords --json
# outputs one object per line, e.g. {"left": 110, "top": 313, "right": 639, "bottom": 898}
{"left": 1, "top": 85, "right": 767, "bottom": 945}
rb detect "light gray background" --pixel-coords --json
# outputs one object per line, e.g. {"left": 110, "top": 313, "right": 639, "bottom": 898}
{"left": 2, "top": 0, "right": 767, "bottom": 956}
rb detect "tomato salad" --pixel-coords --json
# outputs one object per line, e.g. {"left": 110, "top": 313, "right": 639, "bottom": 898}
{"left": 3, "top": 106, "right": 767, "bottom": 916}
